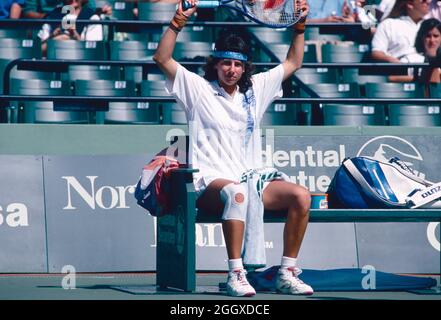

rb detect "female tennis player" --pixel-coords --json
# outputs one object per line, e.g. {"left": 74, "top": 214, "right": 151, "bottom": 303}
{"left": 153, "top": 0, "right": 313, "bottom": 297}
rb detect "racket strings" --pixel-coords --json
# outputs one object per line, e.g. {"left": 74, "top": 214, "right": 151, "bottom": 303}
{"left": 243, "top": 0, "right": 302, "bottom": 26}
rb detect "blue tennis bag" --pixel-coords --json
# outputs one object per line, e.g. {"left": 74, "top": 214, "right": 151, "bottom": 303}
{"left": 327, "top": 156, "right": 441, "bottom": 209}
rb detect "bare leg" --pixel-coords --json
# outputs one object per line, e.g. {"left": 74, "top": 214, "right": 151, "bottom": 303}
{"left": 196, "top": 179, "right": 244, "bottom": 259}
{"left": 197, "top": 179, "right": 257, "bottom": 297}
{"left": 262, "top": 180, "right": 311, "bottom": 258}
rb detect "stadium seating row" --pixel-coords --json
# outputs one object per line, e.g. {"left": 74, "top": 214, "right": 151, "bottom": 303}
{"left": 0, "top": 7, "right": 439, "bottom": 126}
{"left": 3, "top": 75, "right": 440, "bottom": 126}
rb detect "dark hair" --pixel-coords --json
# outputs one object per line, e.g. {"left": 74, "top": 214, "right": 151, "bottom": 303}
{"left": 415, "top": 18, "right": 441, "bottom": 54}
{"left": 203, "top": 33, "right": 255, "bottom": 94}
{"left": 387, "top": 0, "right": 410, "bottom": 19}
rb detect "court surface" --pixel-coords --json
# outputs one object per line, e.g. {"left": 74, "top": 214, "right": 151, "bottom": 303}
{"left": 0, "top": 272, "right": 440, "bottom": 300}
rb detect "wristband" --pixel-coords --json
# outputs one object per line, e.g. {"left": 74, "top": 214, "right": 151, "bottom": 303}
{"left": 170, "top": 11, "right": 189, "bottom": 32}
{"left": 294, "top": 21, "right": 306, "bottom": 34}
{"left": 169, "top": 23, "right": 181, "bottom": 34}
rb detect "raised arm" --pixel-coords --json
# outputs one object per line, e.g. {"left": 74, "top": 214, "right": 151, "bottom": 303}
{"left": 371, "top": 50, "right": 401, "bottom": 63}
{"left": 153, "top": 1, "right": 197, "bottom": 81}
{"left": 281, "top": 0, "right": 309, "bottom": 81}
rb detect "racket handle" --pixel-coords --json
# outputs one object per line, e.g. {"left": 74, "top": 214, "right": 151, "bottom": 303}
{"left": 182, "top": 1, "right": 220, "bottom": 10}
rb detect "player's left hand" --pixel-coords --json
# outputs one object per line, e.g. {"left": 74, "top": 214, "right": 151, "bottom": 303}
{"left": 297, "top": 0, "right": 309, "bottom": 20}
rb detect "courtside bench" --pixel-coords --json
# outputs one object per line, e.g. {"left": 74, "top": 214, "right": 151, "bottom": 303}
{"left": 156, "top": 168, "right": 441, "bottom": 292}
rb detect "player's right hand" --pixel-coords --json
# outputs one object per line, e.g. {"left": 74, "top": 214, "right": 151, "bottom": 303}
{"left": 179, "top": 0, "right": 198, "bottom": 17}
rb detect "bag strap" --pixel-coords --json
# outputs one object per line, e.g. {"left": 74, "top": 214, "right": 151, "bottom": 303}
{"left": 388, "top": 159, "right": 433, "bottom": 187}
{"left": 405, "top": 182, "right": 441, "bottom": 208}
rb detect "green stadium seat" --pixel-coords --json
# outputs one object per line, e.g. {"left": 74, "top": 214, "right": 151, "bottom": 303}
{"left": 0, "top": 38, "right": 41, "bottom": 59}
{"left": 304, "top": 27, "right": 344, "bottom": 42}
{"left": 177, "top": 26, "right": 215, "bottom": 43}
{"left": 74, "top": 79, "right": 121, "bottom": 124}
{"left": 138, "top": 2, "right": 176, "bottom": 21}
{"left": 61, "top": 65, "right": 121, "bottom": 82}
{"left": 102, "top": 100, "right": 160, "bottom": 124}
{"left": 10, "top": 79, "right": 88, "bottom": 124}
{"left": 0, "top": 38, "right": 42, "bottom": 100}
{"left": 10, "top": 68, "right": 56, "bottom": 81}
{"left": 247, "top": 28, "right": 293, "bottom": 62}
{"left": 341, "top": 68, "right": 389, "bottom": 86}
{"left": 303, "top": 44, "right": 318, "bottom": 63}
{"left": 0, "top": 59, "right": 56, "bottom": 94}
{"left": 75, "top": 79, "right": 158, "bottom": 124}
{"left": 173, "top": 42, "right": 213, "bottom": 61}
{"left": 365, "top": 82, "right": 439, "bottom": 126}
{"left": 429, "top": 83, "right": 441, "bottom": 98}
{"left": 146, "top": 71, "right": 166, "bottom": 81}
{"left": 0, "top": 28, "right": 29, "bottom": 39}
{"left": 300, "top": 82, "right": 384, "bottom": 125}
{"left": 365, "top": 82, "right": 425, "bottom": 98}
{"left": 321, "top": 43, "right": 387, "bottom": 87}
{"left": 248, "top": 27, "right": 292, "bottom": 44}
{"left": 388, "top": 104, "right": 440, "bottom": 126}
{"left": 294, "top": 67, "right": 339, "bottom": 84}
{"left": 262, "top": 102, "right": 297, "bottom": 126}
{"left": 323, "top": 104, "right": 386, "bottom": 126}
{"left": 259, "top": 43, "right": 317, "bottom": 63}
{"left": 109, "top": 40, "right": 155, "bottom": 60}
{"left": 47, "top": 40, "right": 107, "bottom": 60}
{"left": 150, "top": 31, "right": 166, "bottom": 44}
{"left": 292, "top": 68, "right": 339, "bottom": 125}
{"left": 110, "top": 0, "right": 135, "bottom": 20}
{"left": 170, "top": 104, "right": 187, "bottom": 124}
{"left": 321, "top": 42, "right": 370, "bottom": 63}
{"left": 264, "top": 43, "right": 289, "bottom": 62}
{"left": 74, "top": 79, "right": 135, "bottom": 96}
{"left": 140, "top": 80, "right": 171, "bottom": 124}
{"left": 110, "top": 40, "right": 156, "bottom": 83}
{"left": 95, "top": 0, "right": 146, "bottom": 41}
{"left": 264, "top": 43, "right": 317, "bottom": 63}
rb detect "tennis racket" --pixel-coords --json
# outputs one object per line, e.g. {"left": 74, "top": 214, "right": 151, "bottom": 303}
{"left": 182, "top": 0, "right": 304, "bottom": 28}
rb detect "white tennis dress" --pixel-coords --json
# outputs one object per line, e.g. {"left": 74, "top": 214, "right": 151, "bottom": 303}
{"left": 166, "top": 63, "right": 284, "bottom": 195}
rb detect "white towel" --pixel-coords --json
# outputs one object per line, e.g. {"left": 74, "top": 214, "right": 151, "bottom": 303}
{"left": 239, "top": 167, "right": 290, "bottom": 269}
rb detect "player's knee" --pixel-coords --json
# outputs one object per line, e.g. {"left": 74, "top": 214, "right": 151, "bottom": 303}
{"left": 290, "top": 186, "right": 311, "bottom": 215}
{"left": 220, "top": 183, "right": 247, "bottom": 221}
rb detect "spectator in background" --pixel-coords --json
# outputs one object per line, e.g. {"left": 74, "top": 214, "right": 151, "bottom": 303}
{"left": 371, "top": 0, "right": 430, "bottom": 63}
{"left": 426, "top": 0, "right": 441, "bottom": 20}
{"left": 0, "top": 0, "right": 24, "bottom": 18}
{"left": 306, "top": 0, "right": 366, "bottom": 23}
{"left": 38, "top": 0, "right": 103, "bottom": 56}
{"left": 22, "top": 0, "right": 111, "bottom": 18}
{"left": 415, "top": 18, "right": 441, "bottom": 82}
{"left": 378, "top": 0, "right": 440, "bottom": 20}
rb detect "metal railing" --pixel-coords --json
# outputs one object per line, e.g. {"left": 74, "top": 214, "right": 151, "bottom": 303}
{"left": 0, "top": 18, "right": 369, "bottom": 28}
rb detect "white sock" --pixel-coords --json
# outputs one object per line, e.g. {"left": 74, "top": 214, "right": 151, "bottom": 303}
{"left": 228, "top": 258, "right": 244, "bottom": 271}
{"left": 280, "top": 256, "right": 297, "bottom": 270}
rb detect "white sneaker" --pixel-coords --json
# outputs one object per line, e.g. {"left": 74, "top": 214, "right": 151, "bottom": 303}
{"left": 276, "top": 267, "right": 314, "bottom": 295}
{"left": 226, "top": 269, "right": 256, "bottom": 297}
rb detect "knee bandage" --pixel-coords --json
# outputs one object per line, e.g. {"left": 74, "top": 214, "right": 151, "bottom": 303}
{"left": 220, "top": 183, "right": 247, "bottom": 221}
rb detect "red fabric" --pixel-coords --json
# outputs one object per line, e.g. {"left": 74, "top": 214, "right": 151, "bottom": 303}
{"left": 154, "top": 156, "right": 179, "bottom": 216}
{"left": 263, "top": 0, "right": 286, "bottom": 10}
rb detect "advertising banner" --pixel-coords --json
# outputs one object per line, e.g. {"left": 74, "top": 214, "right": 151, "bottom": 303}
{"left": 0, "top": 156, "right": 47, "bottom": 272}
{"left": 43, "top": 155, "right": 156, "bottom": 272}
{"left": 1, "top": 133, "right": 439, "bottom": 273}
